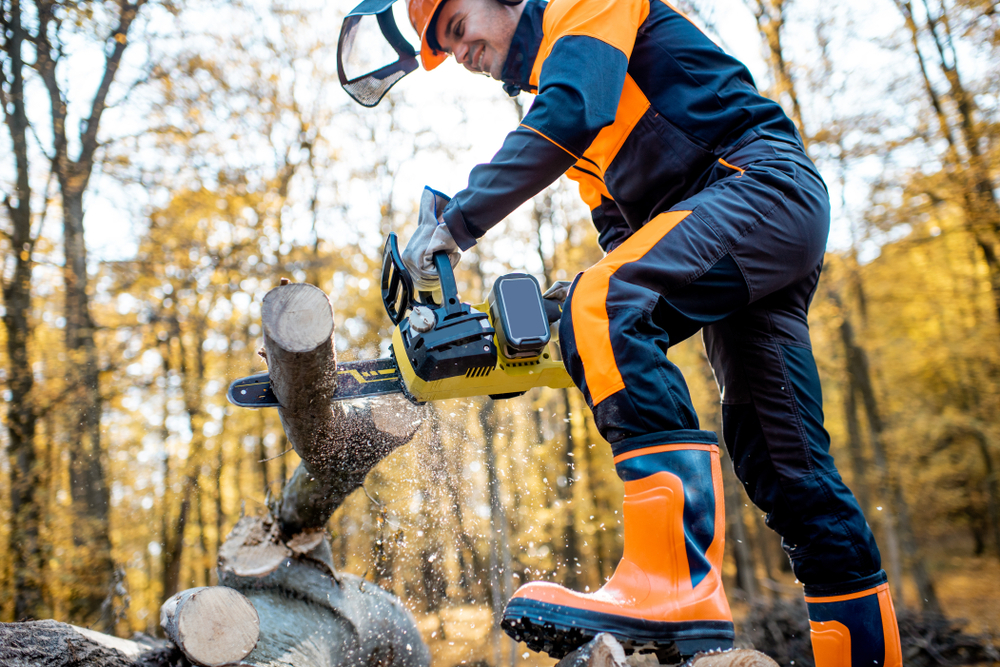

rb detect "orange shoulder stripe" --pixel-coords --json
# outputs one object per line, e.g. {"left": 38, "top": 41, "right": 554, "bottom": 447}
{"left": 531, "top": 0, "right": 650, "bottom": 88}
{"left": 520, "top": 123, "right": 579, "bottom": 159}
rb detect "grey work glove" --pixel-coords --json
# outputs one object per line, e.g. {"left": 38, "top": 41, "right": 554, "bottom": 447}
{"left": 542, "top": 280, "right": 573, "bottom": 305}
{"left": 542, "top": 280, "right": 573, "bottom": 343}
{"left": 402, "top": 186, "right": 461, "bottom": 292}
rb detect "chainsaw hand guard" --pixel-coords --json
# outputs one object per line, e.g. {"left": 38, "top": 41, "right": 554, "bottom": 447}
{"left": 381, "top": 232, "right": 416, "bottom": 325}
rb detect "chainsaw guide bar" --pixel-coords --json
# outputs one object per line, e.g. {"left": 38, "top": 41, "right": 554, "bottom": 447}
{"left": 227, "top": 233, "right": 572, "bottom": 410}
{"left": 227, "top": 357, "right": 403, "bottom": 408}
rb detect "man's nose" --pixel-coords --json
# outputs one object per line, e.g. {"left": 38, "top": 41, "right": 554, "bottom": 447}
{"left": 454, "top": 42, "right": 471, "bottom": 66}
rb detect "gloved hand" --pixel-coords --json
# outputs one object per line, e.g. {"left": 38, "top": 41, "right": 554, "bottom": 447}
{"left": 542, "top": 280, "right": 573, "bottom": 304}
{"left": 402, "top": 186, "right": 461, "bottom": 292}
{"left": 542, "top": 280, "right": 573, "bottom": 326}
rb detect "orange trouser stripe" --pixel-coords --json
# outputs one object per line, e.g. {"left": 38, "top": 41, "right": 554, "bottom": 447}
{"left": 613, "top": 442, "right": 719, "bottom": 464}
{"left": 804, "top": 582, "right": 889, "bottom": 604}
{"left": 571, "top": 209, "right": 693, "bottom": 405}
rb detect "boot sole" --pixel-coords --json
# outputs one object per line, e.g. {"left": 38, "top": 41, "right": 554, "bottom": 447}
{"left": 501, "top": 597, "right": 734, "bottom": 662}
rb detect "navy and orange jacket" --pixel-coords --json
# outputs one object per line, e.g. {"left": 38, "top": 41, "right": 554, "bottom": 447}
{"left": 439, "top": 0, "right": 805, "bottom": 253}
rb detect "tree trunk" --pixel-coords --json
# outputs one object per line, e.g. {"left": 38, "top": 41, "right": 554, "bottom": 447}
{"left": 1, "top": 0, "right": 44, "bottom": 622}
{"left": 32, "top": 0, "right": 144, "bottom": 622}
{"left": 162, "top": 485, "right": 192, "bottom": 603}
{"left": 426, "top": 406, "right": 480, "bottom": 602}
{"left": 480, "top": 399, "right": 515, "bottom": 667}
{"left": 839, "top": 302, "right": 940, "bottom": 612}
{"left": 722, "top": 448, "right": 758, "bottom": 603}
{"left": 559, "top": 389, "right": 582, "bottom": 589}
{"left": 841, "top": 370, "right": 872, "bottom": 517}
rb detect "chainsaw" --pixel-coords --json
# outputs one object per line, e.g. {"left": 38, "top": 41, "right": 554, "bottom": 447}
{"left": 227, "top": 233, "right": 573, "bottom": 408}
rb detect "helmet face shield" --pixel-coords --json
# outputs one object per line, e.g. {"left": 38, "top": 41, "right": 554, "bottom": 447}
{"left": 338, "top": 0, "right": 418, "bottom": 107}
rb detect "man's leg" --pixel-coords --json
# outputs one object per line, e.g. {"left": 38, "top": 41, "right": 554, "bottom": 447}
{"left": 704, "top": 272, "right": 902, "bottom": 667}
{"left": 503, "top": 210, "right": 750, "bottom": 660}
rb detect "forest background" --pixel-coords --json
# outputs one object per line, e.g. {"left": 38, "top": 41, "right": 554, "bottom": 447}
{"left": 1, "top": 0, "right": 999, "bottom": 664}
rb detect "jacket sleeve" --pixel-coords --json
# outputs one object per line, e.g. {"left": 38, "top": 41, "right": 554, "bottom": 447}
{"left": 592, "top": 196, "right": 632, "bottom": 252}
{"left": 441, "top": 34, "right": 631, "bottom": 250}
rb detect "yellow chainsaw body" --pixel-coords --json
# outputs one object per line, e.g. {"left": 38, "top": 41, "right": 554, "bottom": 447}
{"left": 391, "top": 302, "right": 573, "bottom": 404}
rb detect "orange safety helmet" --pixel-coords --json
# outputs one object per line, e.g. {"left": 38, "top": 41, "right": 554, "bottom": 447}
{"left": 407, "top": 0, "right": 450, "bottom": 71}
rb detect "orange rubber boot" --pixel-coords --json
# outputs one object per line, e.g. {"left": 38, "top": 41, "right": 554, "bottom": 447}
{"left": 805, "top": 571, "right": 902, "bottom": 667}
{"left": 502, "top": 435, "right": 733, "bottom": 661}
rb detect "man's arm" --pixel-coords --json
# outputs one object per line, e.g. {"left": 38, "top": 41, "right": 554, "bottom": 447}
{"left": 441, "top": 34, "right": 632, "bottom": 249}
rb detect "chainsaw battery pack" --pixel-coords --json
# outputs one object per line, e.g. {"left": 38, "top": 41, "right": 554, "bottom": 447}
{"left": 487, "top": 274, "right": 550, "bottom": 359}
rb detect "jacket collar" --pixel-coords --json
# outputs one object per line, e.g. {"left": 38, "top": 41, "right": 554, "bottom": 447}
{"left": 500, "top": 0, "right": 546, "bottom": 96}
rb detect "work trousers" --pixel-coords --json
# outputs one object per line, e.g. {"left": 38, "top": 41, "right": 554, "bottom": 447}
{"left": 560, "top": 137, "right": 881, "bottom": 586}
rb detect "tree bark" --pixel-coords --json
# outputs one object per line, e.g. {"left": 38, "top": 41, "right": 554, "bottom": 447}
{"left": 556, "top": 634, "right": 778, "bottom": 667}
{"left": 556, "top": 633, "right": 627, "bottom": 667}
{"left": 0, "top": 620, "right": 183, "bottom": 667}
{"left": 2, "top": 0, "right": 43, "bottom": 622}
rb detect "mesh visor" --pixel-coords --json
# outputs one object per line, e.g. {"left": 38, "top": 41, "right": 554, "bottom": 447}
{"left": 338, "top": 0, "right": 418, "bottom": 107}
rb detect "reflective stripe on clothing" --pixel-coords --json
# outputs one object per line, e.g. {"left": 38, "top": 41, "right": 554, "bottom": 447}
{"left": 441, "top": 0, "right": 804, "bottom": 249}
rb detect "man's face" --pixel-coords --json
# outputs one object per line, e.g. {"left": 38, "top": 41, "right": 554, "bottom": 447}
{"left": 433, "top": 0, "right": 523, "bottom": 80}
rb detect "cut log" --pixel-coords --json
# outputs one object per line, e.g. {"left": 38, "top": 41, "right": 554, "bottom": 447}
{"left": 260, "top": 282, "right": 338, "bottom": 418}
{"left": 1, "top": 282, "right": 431, "bottom": 667}
{"left": 625, "top": 649, "right": 780, "bottom": 667}
{"left": 217, "top": 514, "right": 337, "bottom": 580}
{"left": 556, "top": 633, "right": 628, "bottom": 666}
{"left": 687, "top": 649, "right": 780, "bottom": 667}
{"left": 218, "top": 514, "right": 431, "bottom": 667}
{"left": 160, "top": 587, "right": 259, "bottom": 667}
{"left": 0, "top": 619, "right": 182, "bottom": 667}
{"left": 559, "top": 636, "right": 780, "bottom": 667}
{"left": 260, "top": 283, "right": 423, "bottom": 537}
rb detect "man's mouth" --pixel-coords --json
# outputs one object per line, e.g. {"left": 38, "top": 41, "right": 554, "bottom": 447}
{"left": 473, "top": 46, "right": 486, "bottom": 72}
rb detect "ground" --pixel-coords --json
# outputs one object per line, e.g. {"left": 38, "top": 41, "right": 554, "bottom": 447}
{"left": 411, "top": 554, "right": 1000, "bottom": 666}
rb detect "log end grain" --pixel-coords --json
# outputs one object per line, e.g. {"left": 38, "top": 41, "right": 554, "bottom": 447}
{"left": 261, "top": 283, "right": 334, "bottom": 354}
{"left": 218, "top": 515, "right": 291, "bottom": 577}
{"left": 688, "top": 649, "right": 780, "bottom": 667}
{"left": 161, "top": 586, "right": 259, "bottom": 667}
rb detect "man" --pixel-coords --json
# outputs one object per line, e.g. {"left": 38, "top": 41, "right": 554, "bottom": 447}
{"left": 390, "top": 0, "right": 903, "bottom": 662}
